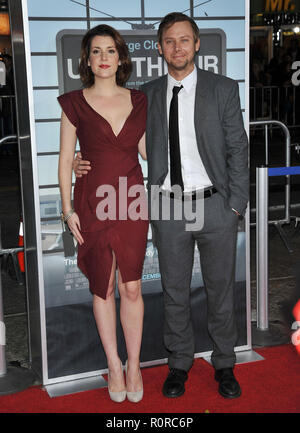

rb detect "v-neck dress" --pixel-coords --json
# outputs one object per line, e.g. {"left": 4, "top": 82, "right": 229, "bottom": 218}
{"left": 58, "top": 88, "right": 149, "bottom": 299}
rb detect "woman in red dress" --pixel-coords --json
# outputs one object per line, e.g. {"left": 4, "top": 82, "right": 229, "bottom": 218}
{"left": 58, "top": 25, "right": 148, "bottom": 403}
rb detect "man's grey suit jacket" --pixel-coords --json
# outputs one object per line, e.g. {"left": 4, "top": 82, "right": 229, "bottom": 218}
{"left": 141, "top": 67, "right": 249, "bottom": 216}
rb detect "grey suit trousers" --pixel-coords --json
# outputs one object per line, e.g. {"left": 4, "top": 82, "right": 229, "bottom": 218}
{"left": 151, "top": 191, "right": 239, "bottom": 371}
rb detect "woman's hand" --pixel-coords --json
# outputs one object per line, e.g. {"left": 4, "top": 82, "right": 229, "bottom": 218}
{"left": 66, "top": 212, "right": 84, "bottom": 245}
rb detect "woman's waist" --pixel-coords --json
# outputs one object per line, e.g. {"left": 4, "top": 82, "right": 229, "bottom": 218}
{"left": 75, "top": 163, "right": 144, "bottom": 189}
{"left": 81, "top": 153, "right": 138, "bottom": 165}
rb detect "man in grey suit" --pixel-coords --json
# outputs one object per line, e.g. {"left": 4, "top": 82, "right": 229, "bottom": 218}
{"left": 141, "top": 12, "right": 249, "bottom": 399}
{"left": 74, "top": 12, "right": 249, "bottom": 399}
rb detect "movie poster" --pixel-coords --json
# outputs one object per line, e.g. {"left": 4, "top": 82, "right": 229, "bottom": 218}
{"left": 24, "top": 0, "right": 250, "bottom": 384}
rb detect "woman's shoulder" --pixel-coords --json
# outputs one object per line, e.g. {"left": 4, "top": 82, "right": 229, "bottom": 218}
{"left": 129, "top": 88, "right": 147, "bottom": 104}
{"left": 57, "top": 88, "right": 82, "bottom": 102}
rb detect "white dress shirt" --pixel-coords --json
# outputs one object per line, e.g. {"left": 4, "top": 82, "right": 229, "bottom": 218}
{"left": 162, "top": 66, "right": 213, "bottom": 193}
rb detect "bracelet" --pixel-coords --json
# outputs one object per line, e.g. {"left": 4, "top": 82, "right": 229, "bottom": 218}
{"left": 61, "top": 209, "right": 75, "bottom": 223}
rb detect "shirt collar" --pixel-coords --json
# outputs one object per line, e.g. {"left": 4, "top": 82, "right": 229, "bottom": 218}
{"left": 167, "top": 66, "right": 197, "bottom": 93}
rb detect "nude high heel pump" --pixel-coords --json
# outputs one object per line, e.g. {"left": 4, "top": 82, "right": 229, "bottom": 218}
{"left": 108, "top": 361, "right": 126, "bottom": 403}
{"left": 125, "top": 360, "right": 143, "bottom": 403}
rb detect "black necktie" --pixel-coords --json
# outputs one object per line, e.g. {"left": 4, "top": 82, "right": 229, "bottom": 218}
{"left": 169, "top": 85, "right": 184, "bottom": 191}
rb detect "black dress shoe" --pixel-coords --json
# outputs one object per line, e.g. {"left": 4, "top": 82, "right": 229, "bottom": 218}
{"left": 214, "top": 367, "right": 241, "bottom": 399}
{"left": 162, "top": 368, "right": 188, "bottom": 398}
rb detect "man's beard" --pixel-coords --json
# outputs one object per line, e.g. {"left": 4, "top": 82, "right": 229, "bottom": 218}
{"left": 168, "top": 55, "right": 196, "bottom": 72}
{"left": 168, "top": 59, "right": 189, "bottom": 71}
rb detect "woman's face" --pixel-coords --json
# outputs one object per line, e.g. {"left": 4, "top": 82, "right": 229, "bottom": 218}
{"left": 88, "top": 35, "right": 120, "bottom": 81}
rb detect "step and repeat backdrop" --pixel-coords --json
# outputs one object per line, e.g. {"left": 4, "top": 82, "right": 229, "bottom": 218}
{"left": 22, "top": 0, "right": 250, "bottom": 385}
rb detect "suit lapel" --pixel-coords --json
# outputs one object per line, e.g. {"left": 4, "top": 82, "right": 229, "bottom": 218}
{"left": 194, "top": 68, "right": 209, "bottom": 159}
{"left": 153, "top": 75, "right": 168, "bottom": 149}
{"left": 194, "top": 68, "right": 209, "bottom": 123}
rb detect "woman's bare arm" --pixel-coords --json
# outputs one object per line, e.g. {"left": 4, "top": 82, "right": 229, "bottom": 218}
{"left": 58, "top": 111, "right": 84, "bottom": 244}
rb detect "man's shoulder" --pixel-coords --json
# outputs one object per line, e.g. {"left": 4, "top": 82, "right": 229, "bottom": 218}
{"left": 140, "top": 75, "right": 167, "bottom": 94}
{"left": 139, "top": 68, "right": 238, "bottom": 95}
{"left": 197, "top": 68, "right": 237, "bottom": 90}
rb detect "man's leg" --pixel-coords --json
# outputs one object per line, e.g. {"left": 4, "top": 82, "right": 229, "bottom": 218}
{"left": 193, "top": 192, "right": 241, "bottom": 398}
{"left": 196, "top": 227, "right": 238, "bottom": 369}
{"left": 193, "top": 192, "right": 239, "bottom": 368}
{"left": 151, "top": 196, "right": 196, "bottom": 397}
{"left": 153, "top": 216, "right": 195, "bottom": 372}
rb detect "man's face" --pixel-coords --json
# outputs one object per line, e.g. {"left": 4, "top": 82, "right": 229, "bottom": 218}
{"left": 158, "top": 20, "right": 200, "bottom": 77}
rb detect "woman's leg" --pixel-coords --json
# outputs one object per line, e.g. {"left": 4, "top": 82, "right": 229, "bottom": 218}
{"left": 118, "top": 271, "right": 144, "bottom": 392}
{"left": 93, "top": 251, "right": 125, "bottom": 392}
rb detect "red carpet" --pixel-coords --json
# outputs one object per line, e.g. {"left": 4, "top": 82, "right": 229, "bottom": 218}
{"left": 0, "top": 344, "right": 299, "bottom": 413}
